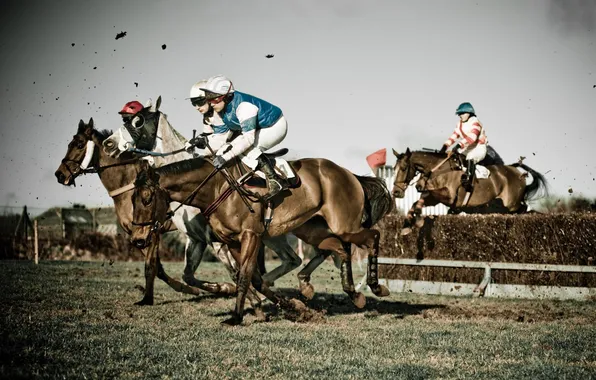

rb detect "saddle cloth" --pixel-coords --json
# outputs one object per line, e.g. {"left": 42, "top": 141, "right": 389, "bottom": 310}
{"left": 475, "top": 165, "right": 490, "bottom": 179}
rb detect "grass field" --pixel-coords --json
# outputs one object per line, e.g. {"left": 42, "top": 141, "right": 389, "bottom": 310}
{"left": 1, "top": 258, "right": 595, "bottom": 379}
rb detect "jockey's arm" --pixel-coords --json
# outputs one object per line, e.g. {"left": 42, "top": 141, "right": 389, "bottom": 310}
{"left": 220, "top": 102, "right": 259, "bottom": 161}
{"left": 444, "top": 129, "right": 460, "bottom": 148}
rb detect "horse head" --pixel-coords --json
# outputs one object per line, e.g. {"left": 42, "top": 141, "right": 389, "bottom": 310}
{"left": 391, "top": 148, "right": 416, "bottom": 198}
{"left": 55, "top": 118, "right": 100, "bottom": 186}
{"left": 130, "top": 161, "right": 171, "bottom": 249}
{"left": 103, "top": 96, "right": 163, "bottom": 158}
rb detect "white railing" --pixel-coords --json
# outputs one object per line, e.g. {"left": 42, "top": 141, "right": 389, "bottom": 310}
{"left": 364, "top": 257, "right": 596, "bottom": 301}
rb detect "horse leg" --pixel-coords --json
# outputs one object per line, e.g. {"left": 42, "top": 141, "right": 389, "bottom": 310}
{"left": 413, "top": 198, "right": 426, "bottom": 228}
{"left": 261, "top": 235, "right": 302, "bottom": 287}
{"left": 401, "top": 201, "right": 418, "bottom": 236}
{"left": 341, "top": 228, "right": 390, "bottom": 298}
{"left": 317, "top": 237, "right": 365, "bottom": 309}
{"left": 296, "top": 248, "right": 332, "bottom": 300}
{"left": 176, "top": 239, "right": 236, "bottom": 295}
{"left": 135, "top": 237, "right": 159, "bottom": 306}
{"left": 222, "top": 230, "right": 262, "bottom": 326}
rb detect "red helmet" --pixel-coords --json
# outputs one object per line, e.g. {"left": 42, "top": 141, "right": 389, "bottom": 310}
{"left": 118, "top": 101, "right": 143, "bottom": 115}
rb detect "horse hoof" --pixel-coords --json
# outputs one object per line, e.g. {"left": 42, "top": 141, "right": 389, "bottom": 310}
{"left": 372, "top": 284, "right": 390, "bottom": 297}
{"left": 351, "top": 292, "right": 366, "bottom": 309}
{"left": 299, "top": 283, "right": 315, "bottom": 300}
{"left": 221, "top": 316, "right": 242, "bottom": 326}
{"left": 289, "top": 298, "right": 308, "bottom": 312}
{"left": 220, "top": 283, "right": 237, "bottom": 295}
{"left": 254, "top": 308, "right": 267, "bottom": 322}
{"left": 400, "top": 227, "right": 412, "bottom": 236}
{"left": 134, "top": 297, "right": 154, "bottom": 306}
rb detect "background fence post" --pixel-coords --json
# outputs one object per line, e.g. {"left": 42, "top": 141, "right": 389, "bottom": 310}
{"left": 34, "top": 219, "right": 39, "bottom": 265}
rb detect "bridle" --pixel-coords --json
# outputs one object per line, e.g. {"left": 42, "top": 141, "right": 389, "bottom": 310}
{"left": 393, "top": 157, "right": 416, "bottom": 193}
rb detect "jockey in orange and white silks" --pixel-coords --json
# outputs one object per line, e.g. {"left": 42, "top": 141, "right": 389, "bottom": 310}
{"left": 188, "top": 75, "right": 289, "bottom": 201}
{"left": 439, "top": 102, "right": 487, "bottom": 191}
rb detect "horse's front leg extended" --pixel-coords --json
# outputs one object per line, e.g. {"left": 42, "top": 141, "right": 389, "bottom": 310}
{"left": 222, "top": 230, "right": 261, "bottom": 326}
{"left": 135, "top": 236, "right": 159, "bottom": 306}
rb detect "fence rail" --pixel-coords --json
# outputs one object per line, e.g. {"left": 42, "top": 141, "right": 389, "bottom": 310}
{"left": 361, "top": 257, "right": 596, "bottom": 301}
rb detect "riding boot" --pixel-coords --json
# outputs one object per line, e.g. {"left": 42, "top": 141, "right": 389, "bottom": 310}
{"left": 257, "top": 155, "right": 287, "bottom": 201}
{"left": 461, "top": 160, "right": 476, "bottom": 192}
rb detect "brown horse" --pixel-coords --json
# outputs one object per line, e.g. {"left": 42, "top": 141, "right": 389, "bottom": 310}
{"left": 391, "top": 148, "right": 548, "bottom": 235}
{"left": 54, "top": 118, "right": 255, "bottom": 306}
{"left": 130, "top": 154, "right": 394, "bottom": 325}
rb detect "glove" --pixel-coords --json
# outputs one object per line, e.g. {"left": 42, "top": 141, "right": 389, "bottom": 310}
{"left": 451, "top": 144, "right": 461, "bottom": 154}
{"left": 188, "top": 135, "right": 208, "bottom": 149}
{"left": 439, "top": 145, "right": 447, "bottom": 154}
{"left": 212, "top": 155, "right": 227, "bottom": 169}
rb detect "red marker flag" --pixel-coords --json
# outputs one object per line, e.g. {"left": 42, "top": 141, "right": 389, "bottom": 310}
{"left": 366, "top": 148, "right": 387, "bottom": 170}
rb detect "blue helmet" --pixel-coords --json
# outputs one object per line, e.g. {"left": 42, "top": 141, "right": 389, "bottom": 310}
{"left": 455, "top": 102, "right": 475, "bottom": 115}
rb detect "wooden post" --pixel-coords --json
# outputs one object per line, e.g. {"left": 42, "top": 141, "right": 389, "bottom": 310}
{"left": 34, "top": 219, "right": 39, "bottom": 265}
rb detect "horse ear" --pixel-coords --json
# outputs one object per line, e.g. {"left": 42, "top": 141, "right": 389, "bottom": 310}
{"left": 392, "top": 148, "right": 399, "bottom": 157}
{"left": 88, "top": 118, "right": 94, "bottom": 128}
{"left": 78, "top": 119, "right": 85, "bottom": 129}
{"left": 405, "top": 147, "right": 411, "bottom": 155}
{"left": 155, "top": 96, "right": 162, "bottom": 111}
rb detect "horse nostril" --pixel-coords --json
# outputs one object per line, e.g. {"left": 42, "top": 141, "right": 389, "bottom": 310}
{"left": 55, "top": 171, "right": 65, "bottom": 182}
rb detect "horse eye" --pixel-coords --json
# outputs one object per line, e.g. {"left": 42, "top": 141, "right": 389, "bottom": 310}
{"left": 141, "top": 189, "right": 153, "bottom": 205}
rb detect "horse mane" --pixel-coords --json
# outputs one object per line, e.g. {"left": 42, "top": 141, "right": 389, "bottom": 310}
{"left": 76, "top": 122, "right": 113, "bottom": 142}
{"left": 93, "top": 129, "right": 114, "bottom": 142}
{"left": 155, "top": 157, "right": 209, "bottom": 176}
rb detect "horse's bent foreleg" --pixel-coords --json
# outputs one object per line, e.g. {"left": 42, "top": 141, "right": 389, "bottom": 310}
{"left": 296, "top": 248, "right": 332, "bottom": 300}
{"left": 178, "top": 239, "right": 236, "bottom": 295}
{"left": 261, "top": 235, "right": 302, "bottom": 287}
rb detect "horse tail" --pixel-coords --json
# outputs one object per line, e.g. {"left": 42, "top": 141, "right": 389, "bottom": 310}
{"left": 511, "top": 163, "right": 549, "bottom": 201}
{"left": 354, "top": 175, "right": 394, "bottom": 227}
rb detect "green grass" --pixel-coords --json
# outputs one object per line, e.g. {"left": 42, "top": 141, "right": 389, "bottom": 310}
{"left": 1, "top": 259, "right": 595, "bottom": 379}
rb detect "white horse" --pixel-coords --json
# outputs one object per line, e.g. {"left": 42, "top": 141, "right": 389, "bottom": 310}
{"left": 103, "top": 97, "right": 304, "bottom": 290}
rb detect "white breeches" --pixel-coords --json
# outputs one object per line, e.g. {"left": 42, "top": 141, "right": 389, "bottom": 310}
{"left": 463, "top": 143, "right": 487, "bottom": 163}
{"left": 241, "top": 116, "right": 288, "bottom": 169}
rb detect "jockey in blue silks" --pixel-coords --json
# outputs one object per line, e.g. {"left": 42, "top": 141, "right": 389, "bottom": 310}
{"left": 196, "top": 75, "right": 289, "bottom": 201}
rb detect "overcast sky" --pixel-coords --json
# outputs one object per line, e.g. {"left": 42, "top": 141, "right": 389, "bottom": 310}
{"left": 1, "top": 0, "right": 595, "bottom": 210}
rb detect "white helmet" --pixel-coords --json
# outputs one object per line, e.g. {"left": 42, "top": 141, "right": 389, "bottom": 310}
{"left": 189, "top": 80, "right": 208, "bottom": 99}
{"left": 200, "top": 75, "right": 234, "bottom": 98}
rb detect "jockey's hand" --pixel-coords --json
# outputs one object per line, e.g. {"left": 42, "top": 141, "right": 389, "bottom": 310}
{"left": 188, "top": 135, "right": 208, "bottom": 149}
{"left": 213, "top": 155, "right": 227, "bottom": 169}
{"left": 439, "top": 145, "right": 447, "bottom": 154}
{"left": 451, "top": 144, "right": 461, "bottom": 154}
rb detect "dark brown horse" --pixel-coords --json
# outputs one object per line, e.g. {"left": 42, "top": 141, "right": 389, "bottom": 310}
{"left": 391, "top": 148, "right": 548, "bottom": 235}
{"left": 130, "top": 155, "right": 394, "bottom": 325}
{"left": 54, "top": 119, "right": 255, "bottom": 306}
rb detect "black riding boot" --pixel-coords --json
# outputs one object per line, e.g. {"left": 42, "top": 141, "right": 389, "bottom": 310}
{"left": 461, "top": 160, "right": 476, "bottom": 192}
{"left": 257, "top": 155, "right": 287, "bottom": 201}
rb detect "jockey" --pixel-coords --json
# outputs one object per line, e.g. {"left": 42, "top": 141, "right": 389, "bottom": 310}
{"left": 187, "top": 80, "right": 216, "bottom": 136}
{"left": 195, "top": 74, "right": 289, "bottom": 201}
{"left": 439, "top": 102, "right": 488, "bottom": 191}
{"left": 118, "top": 100, "right": 144, "bottom": 128}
